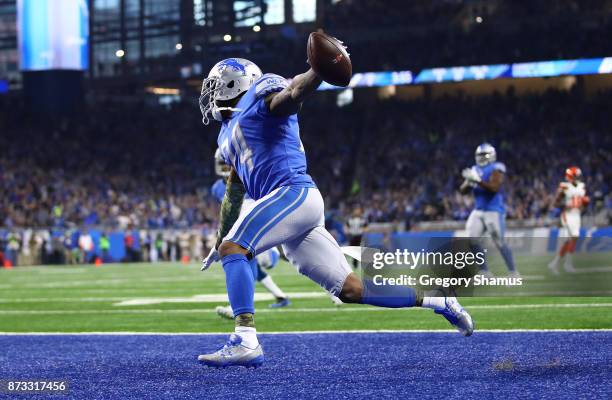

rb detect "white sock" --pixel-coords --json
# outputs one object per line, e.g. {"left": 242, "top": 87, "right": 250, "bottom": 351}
{"left": 260, "top": 275, "right": 286, "bottom": 299}
{"left": 421, "top": 296, "right": 447, "bottom": 310}
{"left": 327, "top": 292, "right": 343, "bottom": 305}
{"left": 235, "top": 326, "right": 259, "bottom": 348}
{"left": 550, "top": 254, "right": 560, "bottom": 265}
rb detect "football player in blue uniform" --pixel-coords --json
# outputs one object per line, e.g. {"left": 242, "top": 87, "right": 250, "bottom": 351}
{"left": 197, "top": 56, "right": 473, "bottom": 368}
{"left": 211, "top": 149, "right": 290, "bottom": 318}
{"left": 460, "top": 143, "right": 518, "bottom": 277}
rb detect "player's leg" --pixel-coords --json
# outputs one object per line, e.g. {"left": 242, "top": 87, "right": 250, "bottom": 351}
{"left": 549, "top": 211, "right": 576, "bottom": 274}
{"left": 549, "top": 224, "right": 568, "bottom": 274}
{"left": 563, "top": 213, "right": 580, "bottom": 272}
{"left": 256, "top": 263, "right": 290, "bottom": 308}
{"left": 484, "top": 211, "right": 517, "bottom": 276}
{"left": 466, "top": 210, "right": 491, "bottom": 276}
{"left": 215, "top": 256, "right": 258, "bottom": 320}
{"left": 218, "top": 242, "right": 258, "bottom": 344}
{"left": 199, "top": 186, "right": 316, "bottom": 367}
{"left": 349, "top": 234, "right": 361, "bottom": 268}
{"left": 282, "top": 226, "right": 474, "bottom": 336}
{"left": 327, "top": 291, "right": 344, "bottom": 306}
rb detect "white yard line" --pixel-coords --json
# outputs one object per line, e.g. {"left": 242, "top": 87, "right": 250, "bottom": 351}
{"left": 518, "top": 275, "right": 546, "bottom": 280}
{"left": 570, "top": 266, "right": 612, "bottom": 273}
{"left": 0, "top": 297, "right": 134, "bottom": 303}
{"left": 3, "top": 276, "right": 205, "bottom": 289}
{"left": 494, "top": 290, "right": 612, "bottom": 296}
{"left": 0, "top": 329, "right": 611, "bottom": 335}
{"left": 1, "top": 288, "right": 611, "bottom": 305}
{"left": 0, "top": 303, "right": 611, "bottom": 315}
{"left": 113, "top": 292, "right": 328, "bottom": 306}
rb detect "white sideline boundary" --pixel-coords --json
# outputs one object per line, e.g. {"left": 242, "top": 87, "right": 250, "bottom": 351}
{"left": 2, "top": 292, "right": 612, "bottom": 304}
{"left": 0, "top": 303, "right": 611, "bottom": 315}
{"left": 0, "top": 329, "right": 611, "bottom": 335}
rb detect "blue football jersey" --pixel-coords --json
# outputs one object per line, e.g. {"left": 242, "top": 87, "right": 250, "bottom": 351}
{"left": 472, "top": 162, "right": 506, "bottom": 212}
{"left": 217, "top": 73, "right": 316, "bottom": 200}
{"left": 211, "top": 179, "right": 226, "bottom": 203}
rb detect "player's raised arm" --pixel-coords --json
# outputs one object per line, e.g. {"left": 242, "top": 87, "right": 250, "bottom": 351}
{"left": 553, "top": 184, "right": 565, "bottom": 208}
{"left": 267, "top": 31, "right": 352, "bottom": 116}
{"left": 266, "top": 69, "right": 322, "bottom": 116}
{"left": 459, "top": 179, "right": 473, "bottom": 194}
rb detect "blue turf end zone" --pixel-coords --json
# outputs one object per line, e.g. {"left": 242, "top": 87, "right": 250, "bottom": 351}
{"left": 1, "top": 332, "right": 611, "bottom": 399}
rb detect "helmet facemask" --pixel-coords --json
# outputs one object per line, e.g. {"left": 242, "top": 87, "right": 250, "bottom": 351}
{"left": 475, "top": 143, "right": 497, "bottom": 166}
{"left": 199, "top": 77, "right": 242, "bottom": 125}
{"left": 475, "top": 152, "right": 495, "bottom": 166}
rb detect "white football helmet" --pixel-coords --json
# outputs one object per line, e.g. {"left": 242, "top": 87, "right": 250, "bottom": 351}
{"left": 475, "top": 143, "right": 496, "bottom": 166}
{"left": 214, "top": 148, "right": 231, "bottom": 178}
{"left": 199, "top": 58, "right": 262, "bottom": 125}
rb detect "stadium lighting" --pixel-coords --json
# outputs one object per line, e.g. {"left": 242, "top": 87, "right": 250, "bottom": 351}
{"left": 145, "top": 86, "right": 180, "bottom": 95}
{"left": 223, "top": 34, "right": 232, "bottom": 42}
{"left": 115, "top": 49, "right": 125, "bottom": 58}
{"left": 253, "top": 25, "right": 261, "bottom": 32}
{"left": 175, "top": 43, "right": 183, "bottom": 50}
{"left": 475, "top": 16, "right": 483, "bottom": 23}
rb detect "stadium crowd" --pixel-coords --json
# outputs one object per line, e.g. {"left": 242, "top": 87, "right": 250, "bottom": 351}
{"left": 1, "top": 99, "right": 218, "bottom": 229}
{"left": 1, "top": 88, "right": 610, "bottom": 233}
{"left": 329, "top": 89, "right": 612, "bottom": 226}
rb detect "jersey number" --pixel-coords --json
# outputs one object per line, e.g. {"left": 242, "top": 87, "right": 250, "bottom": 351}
{"left": 569, "top": 196, "right": 582, "bottom": 208}
{"left": 222, "top": 122, "right": 254, "bottom": 173}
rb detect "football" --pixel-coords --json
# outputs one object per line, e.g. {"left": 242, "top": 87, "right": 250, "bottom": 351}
{"left": 307, "top": 31, "right": 352, "bottom": 87}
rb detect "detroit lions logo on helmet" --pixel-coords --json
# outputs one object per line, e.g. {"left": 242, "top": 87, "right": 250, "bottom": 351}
{"left": 218, "top": 58, "right": 247, "bottom": 75}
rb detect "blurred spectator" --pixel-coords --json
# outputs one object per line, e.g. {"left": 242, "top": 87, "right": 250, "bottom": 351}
{"left": 100, "top": 233, "right": 110, "bottom": 262}
{"left": 6, "top": 232, "right": 20, "bottom": 266}
{"left": 0, "top": 88, "right": 610, "bottom": 231}
{"left": 78, "top": 230, "right": 94, "bottom": 263}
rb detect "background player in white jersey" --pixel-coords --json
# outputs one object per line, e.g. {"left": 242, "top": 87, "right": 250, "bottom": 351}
{"left": 211, "top": 149, "right": 290, "bottom": 318}
{"left": 548, "top": 166, "right": 589, "bottom": 274}
{"left": 196, "top": 42, "right": 473, "bottom": 368}
{"left": 460, "top": 143, "right": 518, "bottom": 278}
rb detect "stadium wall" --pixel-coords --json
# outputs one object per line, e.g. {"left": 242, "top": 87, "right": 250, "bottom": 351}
{"left": 364, "top": 226, "right": 612, "bottom": 255}
{"left": 3, "top": 227, "right": 611, "bottom": 266}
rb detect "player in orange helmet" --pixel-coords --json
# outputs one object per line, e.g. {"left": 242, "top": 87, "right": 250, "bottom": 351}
{"left": 548, "top": 166, "right": 590, "bottom": 274}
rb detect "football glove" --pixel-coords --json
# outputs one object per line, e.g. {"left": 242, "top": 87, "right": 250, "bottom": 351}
{"left": 462, "top": 167, "right": 482, "bottom": 183}
{"left": 201, "top": 247, "right": 220, "bottom": 271}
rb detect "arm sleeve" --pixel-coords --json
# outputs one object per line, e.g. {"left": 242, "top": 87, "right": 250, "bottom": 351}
{"left": 254, "top": 74, "right": 289, "bottom": 98}
{"left": 215, "top": 172, "right": 246, "bottom": 248}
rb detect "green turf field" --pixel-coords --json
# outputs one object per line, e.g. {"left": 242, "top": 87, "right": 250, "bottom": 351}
{"left": 1, "top": 253, "right": 611, "bottom": 333}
